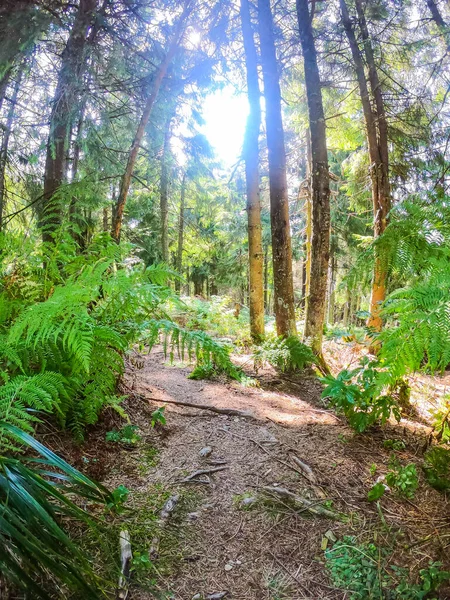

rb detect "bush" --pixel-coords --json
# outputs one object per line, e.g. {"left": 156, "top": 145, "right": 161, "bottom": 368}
{"left": 0, "top": 234, "right": 243, "bottom": 444}
{"left": 254, "top": 335, "right": 316, "bottom": 372}
{"left": 325, "top": 535, "right": 450, "bottom": 600}
{"left": 386, "top": 459, "right": 419, "bottom": 499}
{"left": 321, "top": 358, "right": 400, "bottom": 432}
{"left": 423, "top": 446, "right": 450, "bottom": 492}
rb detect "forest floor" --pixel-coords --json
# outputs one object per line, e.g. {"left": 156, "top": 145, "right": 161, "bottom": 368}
{"left": 63, "top": 343, "right": 450, "bottom": 600}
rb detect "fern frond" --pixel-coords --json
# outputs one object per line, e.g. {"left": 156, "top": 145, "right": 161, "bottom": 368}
{"left": 0, "top": 372, "right": 69, "bottom": 450}
{"left": 145, "top": 318, "right": 242, "bottom": 380}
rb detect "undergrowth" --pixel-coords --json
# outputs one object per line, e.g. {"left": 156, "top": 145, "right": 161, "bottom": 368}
{"left": 0, "top": 232, "right": 242, "bottom": 447}
{"left": 325, "top": 536, "right": 450, "bottom": 599}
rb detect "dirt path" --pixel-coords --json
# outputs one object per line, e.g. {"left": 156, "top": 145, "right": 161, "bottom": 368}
{"left": 101, "top": 348, "right": 450, "bottom": 600}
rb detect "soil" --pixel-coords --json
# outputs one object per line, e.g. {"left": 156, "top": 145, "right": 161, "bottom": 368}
{"left": 84, "top": 346, "right": 450, "bottom": 600}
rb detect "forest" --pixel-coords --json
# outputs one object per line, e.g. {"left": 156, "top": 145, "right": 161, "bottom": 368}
{"left": 0, "top": 0, "right": 450, "bottom": 598}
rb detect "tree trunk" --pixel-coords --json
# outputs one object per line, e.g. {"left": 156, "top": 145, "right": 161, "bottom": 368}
{"left": 343, "top": 287, "right": 350, "bottom": 327}
{"left": 0, "top": 69, "right": 11, "bottom": 115}
{"left": 263, "top": 246, "right": 269, "bottom": 312}
{"left": 240, "top": 0, "right": 265, "bottom": 340}
{"left": 175, "top": 172, "right": 186, "bottom": 292}
{"left": 42, "top": 0, "right": 97, "bottom": 244}
{"left": 297, "top": 0, "right": 331, "bottom": 361}
{"left": 111, "top": 8, "right": 191, "bottom": 242}
{"left": 103, "top": 207, "right": 109, "bottom": 232}
{"left": 343, "top": 0, "right": 391, "bottom": 336}
{"left": 258, "top": 0, "right": 297, "bottom": 338}
{"left": 304, "top": 128, "right": 312, "bottom": 313}
{"left": 160, "top": 117, "right": 172, "bottom": 262}
{"left": 327, "top": 252, "right": 335, "bottom": 325}
{"left": 425, "top": 0, "right": 449, "bottom": 47}
{"left": 0, "top": 67, "right": 22, "bottom": 231}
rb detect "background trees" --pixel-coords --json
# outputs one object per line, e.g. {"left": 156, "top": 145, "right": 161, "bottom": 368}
{"left": 0, "top": 0, "right": 448, "bottom": 351}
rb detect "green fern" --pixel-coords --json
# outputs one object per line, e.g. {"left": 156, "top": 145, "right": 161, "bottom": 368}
{"left": 0, "top": 372, "right": 69, "bottom": 450}
{"left": 145, "top": 318, "right": 243, "bottom": 380}
{"left": 380, "top": 277, "right": 450, "bottom": 377}
{"left": 254, "top": 336, "right": 316, "bottom": 372}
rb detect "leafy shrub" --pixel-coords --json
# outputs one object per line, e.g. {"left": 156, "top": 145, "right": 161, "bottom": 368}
{"left": 254, "top": 335, "right": 316, "bottom": 372}
{"left": 0, "top": 233, "right": 244, "bottom": 444}
{"left": 106, "top": 424, "right": 141, "bottom": 445}
{"left": 325, "top": 536, "right": 387, "bottom": 599}
{"left": 188, "top": 362, "right": 216, "bottom": 380}
{"left": 386, "top": 459, "right": 418, "bottom": 499}
{"left": 423, "top": 446, "right": 450, "bottom": 492}
{"left": 368, "top": 481, "right": 386, "bottom": 501}
{"left": 325, "top": 536, "right": 450, "bottom": 599}
{"left": 179, "top": 295, "right": 250, "bottom": 343}
{"left": 321, "top": 358, "right": 400, "bottom": 432}
{"left": 0, "top": 422, "right": 112, "bottom": 599}
{"left": 431, "top": 396, "right": 450, "bottom": 443}
{"left": 383, "top": 439, "right": 406, "bottom": 451}
{"left": 150, "top": 406, "right": 166, "bottom": 427}
{"left": 147, "top": 319, "right": 243, "bottom": 381}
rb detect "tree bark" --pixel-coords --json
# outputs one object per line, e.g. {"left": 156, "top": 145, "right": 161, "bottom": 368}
{"left": 344, "top": 0, "right": 391, "bottom": 336}
{"left": 425, "top": 0, "right": 449, "bottom": 47}
{"left": 297, "top": 0, "right": 330, "bottom": 360}
{"left": 258, "top": 0, "right": 297, "bottom": 337}
{"left": 175, "top": 172, "right": 186, "bottom": 292}
{"left": 0, "top": 67, "right": 23, "bottom": 231}
{"left": 103, "top": 207, "right": 109, "bottom": 232}
{"left": 160, "top": 117, "right": 172, "bottom": 262}
{"left": 304, "top": 128, "right": 312, "bottom": 313}
{"left": 111, "top": 7, "right": 191, "bottom": 242}
{"left": 42, "top": 0, "right": 97, "bottom": 244}
{"left": 240, "top": 0, "right": 265, "bottom": 340}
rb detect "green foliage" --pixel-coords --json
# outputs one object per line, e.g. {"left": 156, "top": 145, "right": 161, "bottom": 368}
{"left": 367, "top": 482, "right": 385, "bottom": 501}
{"left": 106, "top": 424, "right": 141, "bottom": 445}
{"left": 0, "top": 372, "right": 69, "bottom": 450}
{"left": 147, "top": 318, "right": 243, "bottom": 381}
{"left": 108, "top": 484, "right": 130, "bottom": 510}
{"left": 0, "top": 233, "right": 244, "bottom": 444}
{"left": 254, "top": 336, "right": 316, "bottom": 372}
{"left": 325, "top": 536, "right": 450, "bottom": 600}
{"left": 383, "top": 439, "right": 406, "bottom": 451}
{"left": 131, "top": 551, "right": 152, "bottom": 576}
{"left": 0, "top": 422, "right": 112, "bottom": 599}
{"left": 423, "top": 446, "right": 450, "bottom": 492}
{"left": 386, "top": 459, "right": 418, "bottom": 499}
{"left": 321, "top": 358, "right": 400, "bottom": 432}
{"left": 431, "top": 396, "right": 450, "bottom": 443}
{"left": 325, "top": 536, "right": 387, "bottom": 599}
{"left": 150, "top": 406, "right": 166, "bottom": 428}
{"left": 188, "top": 362, "right": 216, "bottom": 380}
{"left": 179, "top": 296, "right": 250, "bottom": 342}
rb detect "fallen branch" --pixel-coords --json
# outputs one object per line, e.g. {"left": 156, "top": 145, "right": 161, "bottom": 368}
{"left": 116, "top": 530, "right": 132, "bottom": 600}
{"left": 144, "top": 395, "right": 256, "bottom": 419}
{"left": 149, "top": 494, "right": 179, "bottom": 560}
{"left": 178, "top": 466, "right": 227, "bottom": 483}
{"left": 290, "top": 455, "right": 317, "bottom": 484}
{"left": 261, "top": 486, "right": 346, "bottom": 521}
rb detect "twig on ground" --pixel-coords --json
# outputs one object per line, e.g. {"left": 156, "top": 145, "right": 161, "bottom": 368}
{"left": 261, "top": 486, "right": 347, "bottom": 521}
{"left": 143, "top": 394, "right": 256, "bottom": 419}
{"left": 289, "top": 455, "right": 317, "bottom": 483}
{"left": 149, "top": 495, "right": 180, "bottom": 560}
{"left": 178, "top": 466, "right": 228, "bottom": 483}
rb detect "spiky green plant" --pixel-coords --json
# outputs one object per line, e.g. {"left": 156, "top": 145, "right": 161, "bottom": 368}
{"left": 0, "top": 422, "right": 113, "bottom": 599}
